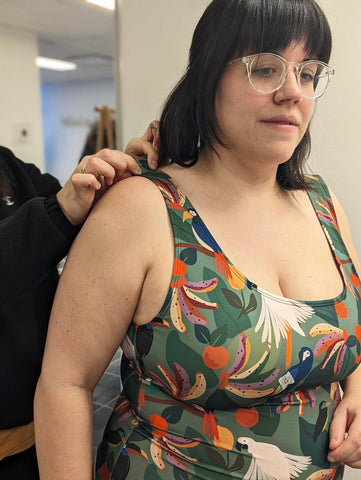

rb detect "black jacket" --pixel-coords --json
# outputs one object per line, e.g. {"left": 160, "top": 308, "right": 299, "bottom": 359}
{"left": 0, "top": 146, "right": 79, "bottom": 429}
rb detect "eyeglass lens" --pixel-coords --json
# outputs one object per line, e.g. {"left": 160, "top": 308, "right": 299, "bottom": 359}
{"left": 249, "top": 54, "right": 330, "bottom": 98}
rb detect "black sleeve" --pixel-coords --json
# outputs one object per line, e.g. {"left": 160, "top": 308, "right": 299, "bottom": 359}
{"left": 0, "top": 196, "right": 79, "bottom": 303}
{"left": 15, "top": 157, "right": 62, "bottom": 197}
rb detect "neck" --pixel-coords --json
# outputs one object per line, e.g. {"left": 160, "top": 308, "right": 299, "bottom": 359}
{"left": 194, "top": 147, "right": 284, "bottom": 202}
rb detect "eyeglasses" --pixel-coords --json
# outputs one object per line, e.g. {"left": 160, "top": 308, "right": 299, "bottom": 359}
{"left": 228, "top": 52, "right": 335, "bottom": 99}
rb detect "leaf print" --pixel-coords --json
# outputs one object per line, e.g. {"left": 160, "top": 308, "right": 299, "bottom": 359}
{"left": 161, "top": 406, "right": 184, "bottom": 424}
{"left": 222, "top": 288, "right": 244, "bottom": 309}
{"left": 95, "top": 169, "right": 361, "bottom": 480}
{"left": 173, "top": 468, "right": 190, "bottom": 480}
{"left": 228, "top": 366, "right": 280, "bottom": 392}
{"left": 171, "top": 289, "right": 187, "bottom": 333}
{"left": 173, "top": 363, "right": 192, "bottom": 398}
{"left": 244, "top": 293, "right": 257, "bottom": 315}
{"left": 194, "top": 325, "right": 211, "bottom": 344}
{"left": 180, "top": 248, "right": 197, "bottom": 265}
{"left": 204, "top": 446, "right": 227, "bottom": 470}
{"left": 150, "top": 438, "right": 166, "bottom": 470}
{"left": 150, "top": 430, "right": 200, "bottom": 472}
{"left": 176, "top": 288, "right": 208, "bottom": 325}
{"left": 256, "top": 290, "right": 314, "bottom": 348}
{"left": 185, "top": 278, "right": 218, "bottom": 292}
{"left": 310, "top": 323, "right": 350, "bottom": 374}
{"left": 144, "top": 464, "right": 165, "bottom": 480}
{"left": 183, "top": 286, "right": 218, "bottom": 309}
{"left": 314, "top": 196, "right": 339, "bottom": 231}
{"left": 183, "top": 372, "right": 207, "bottom": 400}
{"left": 226, "top": 333, "right": 251, "bottom": 377}
{"left": 226, "top": 386, "right": 275, "bottom": 399}
{"left": 210, "top": 324, "right": 228, "bottom": 347}
{"left": 149, "top": 363, "right": 206, "bottom": 401}
{"left": 229, "top": 453, "right": 245, "bottom": 472}
{"left": 170, "top": 260, "right": 218, "bottom": 332}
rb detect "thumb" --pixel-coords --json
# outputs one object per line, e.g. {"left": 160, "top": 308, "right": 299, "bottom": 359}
{"left": 328, "top": 406, "right": 347, "bottom": 451}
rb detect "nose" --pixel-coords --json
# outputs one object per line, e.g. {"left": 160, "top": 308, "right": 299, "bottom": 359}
{"left": 273, "top": 68, "right": 303, "bottom": 104}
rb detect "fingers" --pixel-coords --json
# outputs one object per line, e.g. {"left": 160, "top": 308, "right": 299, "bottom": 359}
{"left": 328, "top": 408, "right": 361, "bottom": 466}
{"left": 124, "top": 137, "right": 159, "bottom": 170}
{"left": 329, "top": 431, "right": 361, "bottom": 466}
{"left": 142, "top": 120, "right": 160, "bottom": 150}
{"left": 328, "top": 407, "right": 347, "bottom": 457}
{"left": 77, "top": 149, "right": 141, "bottom": 187}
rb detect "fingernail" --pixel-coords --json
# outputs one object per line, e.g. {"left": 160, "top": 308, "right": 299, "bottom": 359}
{"left": 135, "top": 166, "right": 142, "bottom": 174}
{"left": 328, "top": 456, "right": 335, "bottom": 463}
{"left": 150, "top": 161, "right": 157, "bottom": 170}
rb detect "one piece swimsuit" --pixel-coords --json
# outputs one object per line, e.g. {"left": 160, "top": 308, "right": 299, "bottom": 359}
{"left": 94, "top": 160, "right": 361, "bottom": 480}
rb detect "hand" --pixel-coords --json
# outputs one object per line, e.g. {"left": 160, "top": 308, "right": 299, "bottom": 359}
{"left": 125, "top": 120, "right": 160, "bottom": 170}
{"left": 327, "top": 391, "right": 361, "bottom": 468}
{"left": 56, "top": 149, "right": 141, "bottom": 225}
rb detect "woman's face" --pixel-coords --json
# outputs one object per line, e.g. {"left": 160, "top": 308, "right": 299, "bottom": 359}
{"left": 214, "top": 41, "right": 315, "bottom": 167}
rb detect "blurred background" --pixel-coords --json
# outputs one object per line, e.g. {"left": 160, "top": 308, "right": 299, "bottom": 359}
{"left": 0, "top": 1, "right": 360, "bottom": 475}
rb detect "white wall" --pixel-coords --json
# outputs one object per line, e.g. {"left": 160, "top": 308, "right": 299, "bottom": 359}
{"left": 0, "top": 25, "right": 44, "bottom": 169}
{"left": 41, "top": 78, "right": 115, "bottom": 185}
{"left": 309, "top": 0, "right": 361, "bottom": 261}
{"left": 116, "top": 0, "right": 209, "bottom": 148}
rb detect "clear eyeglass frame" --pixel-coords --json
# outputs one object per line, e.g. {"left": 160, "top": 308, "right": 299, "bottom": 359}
{"left": 228, "top": 52, "right": 335, "bottom": 99}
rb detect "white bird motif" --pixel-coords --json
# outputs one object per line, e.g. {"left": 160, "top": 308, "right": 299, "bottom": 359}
{"left": 255, "top": 289, "right": 314, "bottom": 348}
{"left": 236, "top": 437, "right": 312, "bottom": 480}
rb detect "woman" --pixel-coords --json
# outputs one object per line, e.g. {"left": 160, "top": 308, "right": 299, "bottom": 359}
{"left": 35, "top": 0, "right": 361, "bottom": 479}
{"left": 0, "top": 144, "right": 156, "bottom": 479}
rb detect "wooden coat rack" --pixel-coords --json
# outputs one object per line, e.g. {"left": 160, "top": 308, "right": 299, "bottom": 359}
{"left": 95, "top": 105, "right": 115, "bottom": 150}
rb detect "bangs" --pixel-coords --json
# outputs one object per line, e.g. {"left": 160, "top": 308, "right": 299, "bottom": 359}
{"left": 233, "top": 0, "right": 332, "bottom": 63}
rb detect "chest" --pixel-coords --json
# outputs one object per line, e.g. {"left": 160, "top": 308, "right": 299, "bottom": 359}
{"left": 186, "top": 195, "right": 344, "bottom": 301}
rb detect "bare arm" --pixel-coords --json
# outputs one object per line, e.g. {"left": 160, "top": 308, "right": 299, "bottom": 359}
{"left": 327, "top": 190, "right": 361, "bottom": 468}
{"left": 57, "top": 149, "right": 141, "bottom": 224}
{"left": 34, "top": 176, "right": 166, "bottom": 479}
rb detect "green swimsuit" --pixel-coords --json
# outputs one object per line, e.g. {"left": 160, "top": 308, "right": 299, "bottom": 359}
{"left": 94, "top": 162, "right": 361, "bottom": 480}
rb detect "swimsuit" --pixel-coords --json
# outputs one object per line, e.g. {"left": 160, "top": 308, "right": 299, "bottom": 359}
{"left": 94, "top": 162, "right": 361, "bottom": 480}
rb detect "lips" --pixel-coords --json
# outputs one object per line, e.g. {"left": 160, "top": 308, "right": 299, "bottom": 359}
{"left": 263, "top": 115, "right": 299, "bottom": 126}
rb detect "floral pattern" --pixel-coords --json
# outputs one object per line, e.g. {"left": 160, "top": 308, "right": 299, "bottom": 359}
{"left": 94, "top": 164, "right": 361, "bottom": 480}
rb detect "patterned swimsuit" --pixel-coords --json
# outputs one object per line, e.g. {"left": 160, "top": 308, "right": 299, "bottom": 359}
{"left": 94, "top": 162, "right": 361, "bottom": 480}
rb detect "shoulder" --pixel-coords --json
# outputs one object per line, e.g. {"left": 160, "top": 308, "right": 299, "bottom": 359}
{"left": 80, "top": 175, "right": 170, "bottom": 256}
{"left": 93, "top": 174, "right": 167, "bottom": 217}
{"left": 328, "top": 188, "right": 361, "bottom": 277}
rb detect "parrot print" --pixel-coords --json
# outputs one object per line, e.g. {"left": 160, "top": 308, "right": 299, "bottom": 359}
{"left": 94, "top": 161, "right": 361, "bottom": 480}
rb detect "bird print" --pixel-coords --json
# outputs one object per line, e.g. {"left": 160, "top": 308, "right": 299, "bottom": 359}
{"left": 255, "top": 289, "right": 314, "bottom": 348}
{"left": 313, "top": 401, "right": 331, "bottom": 442}
{"left": 277, "top": 347, "right": 313, "bottom": 393}
{"left": 236, "top": 437, "right": 311, "bottom": 480}
{"left": 186, "top": 209, "right": 231, "bottom": 279}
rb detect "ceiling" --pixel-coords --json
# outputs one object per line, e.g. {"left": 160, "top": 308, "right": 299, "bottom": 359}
{"left": 0, "top": 0, "right": 115, "bottom": 82}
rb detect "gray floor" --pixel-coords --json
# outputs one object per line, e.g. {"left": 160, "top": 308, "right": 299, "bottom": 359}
{"left": 92, "top": 348, "right": 122, "bottom": 454}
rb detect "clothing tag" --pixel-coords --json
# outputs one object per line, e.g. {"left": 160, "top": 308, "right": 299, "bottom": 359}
{"left": 278, "top": 371, "right": 295, "bottom": 390}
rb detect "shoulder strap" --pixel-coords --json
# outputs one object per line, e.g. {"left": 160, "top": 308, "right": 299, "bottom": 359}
{"left": 306, "top": 174, "right": 340, "bottom": 232}
{"left": 306, "top": 175, "right": 359, "bottom": 297}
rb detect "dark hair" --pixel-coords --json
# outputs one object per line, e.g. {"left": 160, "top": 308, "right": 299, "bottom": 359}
{"left": 0, "top": 158, "right": 12, "bottom": 198}
{"left": 158, "top": 0, "right": 332, "bottom": 190}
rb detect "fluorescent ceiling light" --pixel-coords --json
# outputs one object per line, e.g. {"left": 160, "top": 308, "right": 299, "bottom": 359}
{"left": 85, "top": 0, "right": 115, "bottom": 11}
{"left": 36, "top": 57, "right": 77, "bottom": 71}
